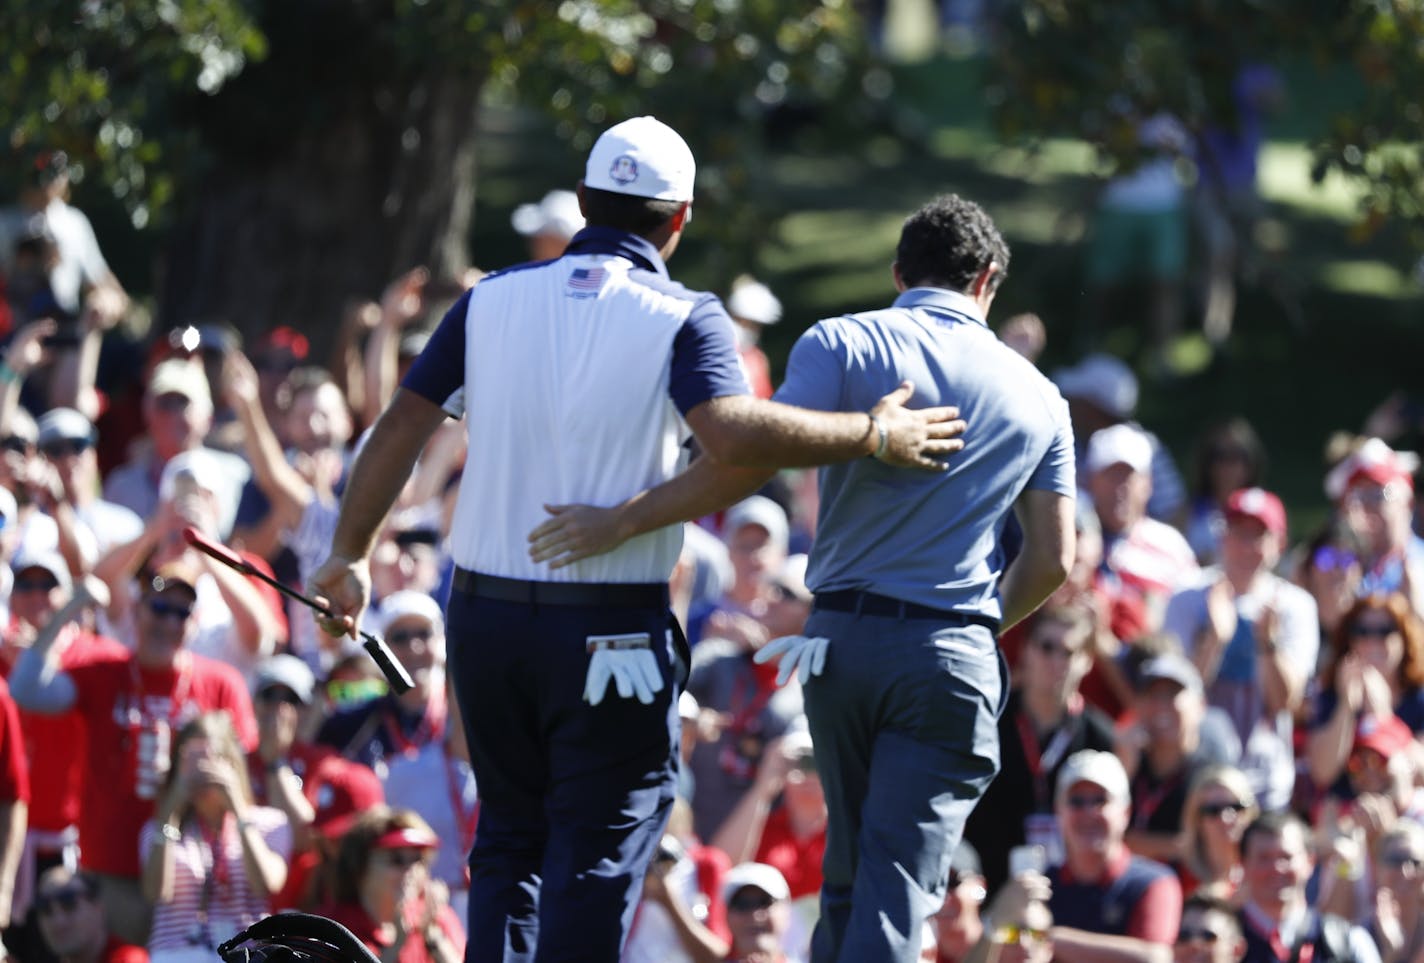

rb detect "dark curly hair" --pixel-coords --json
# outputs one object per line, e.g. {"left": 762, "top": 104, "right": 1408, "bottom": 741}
{"left": 895, "top": 194, "right": 1010, "bottom": 293}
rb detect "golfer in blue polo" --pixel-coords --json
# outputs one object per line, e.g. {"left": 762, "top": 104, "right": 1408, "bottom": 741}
{"left": 530, "top": 193, "right": 1077, "bottom": 963}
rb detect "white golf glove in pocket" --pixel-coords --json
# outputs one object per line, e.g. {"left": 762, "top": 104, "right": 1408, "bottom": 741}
{"left": 584, "top": 633, "right": 665, "bottom": 705}
{"left": 753, "top": 634, "right": 830, "bottom": 686}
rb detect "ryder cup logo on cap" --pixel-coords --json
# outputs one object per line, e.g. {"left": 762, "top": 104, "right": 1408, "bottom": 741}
{"left": 585, "top": 116, "right": 696, "bottom": 201}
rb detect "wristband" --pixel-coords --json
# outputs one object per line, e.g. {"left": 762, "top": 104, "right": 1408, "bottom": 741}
{"left": 0, "top": 362, "right": 21, "bottom": 385}
{"left": 867, "top": 414, "right": 889, "bottom": 460}
{"left": 159, "top": 822, "right": 183, "bottom": 843}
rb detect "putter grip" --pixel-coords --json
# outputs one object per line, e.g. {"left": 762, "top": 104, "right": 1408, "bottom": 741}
{"left": 362, "top": 632, "right": 415, "bottom": 694}
{"left": 183, "top": 527, "right": 248, "bottom": 572}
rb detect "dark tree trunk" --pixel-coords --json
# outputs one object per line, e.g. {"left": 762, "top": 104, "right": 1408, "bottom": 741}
{"left": 160, "top": 65, "right": 482, "bottom": 356}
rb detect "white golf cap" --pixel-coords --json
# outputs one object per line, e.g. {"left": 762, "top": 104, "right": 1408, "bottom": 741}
{"left": 722, "top": 862, "right": 791, "bottom": 904}
{"left": 584, "top": 116, "right": 696, "bottom": 201}
{"left": 1085, "top": 423, "right": 1154, "bottom": 475}
{"left": 511, "top": 189, "right": 585, "bottom": 240}
{"left": 726, "top": 277, "right": 783, "bottom": 325}
{"left": 376, "top": 589, "right": 445, "bottom": 636}
{"left": 1053, "top": 353, "right": 1138, "bottom": 420}
{"left": 1055, "top": 749, "right": 1130, "bottom": 807}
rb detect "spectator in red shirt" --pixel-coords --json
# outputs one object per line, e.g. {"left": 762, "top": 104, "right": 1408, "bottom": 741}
{"left": 314, "top": 807, "right": 464, "bottom": 963}
{"left": 0, "top": 675, "right": 28, "bottom": 936}
{"left": 711, "top": 728, "right": 826, "bottom": 902}
{"left": 34, "top": 868, "right": 147, "bottom": 963}
{"left": 1045, "top": 749, "right": 1182, "bottom": 958}
{"left": 246, "top": 654, "right": 384, "bottom": 857}
{"left": 10, "top": 561, "right": 257, "bottom": 946}
{"left": 1, "top": 550, "right": 125, "bottom": 963}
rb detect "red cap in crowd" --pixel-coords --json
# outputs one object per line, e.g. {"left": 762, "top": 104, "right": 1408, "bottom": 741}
{"left": 1354, "top": 713, "right": 1414, "bottom": 759}
{"left": 1224, "top": 487, "right": 1287, "bottom": 537}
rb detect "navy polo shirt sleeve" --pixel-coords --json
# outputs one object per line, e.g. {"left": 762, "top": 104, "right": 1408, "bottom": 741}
{"left": 772, "top": 322, "right": 847, "bottom": 413}
{"left": 668, "top": 295, "right": 751, "bottom": 416}
{"left": 401, "top": 289, "right": 472, "bottom": 417}
{"left": 1025, "top": 394, "right": 1077, "bottom": 495}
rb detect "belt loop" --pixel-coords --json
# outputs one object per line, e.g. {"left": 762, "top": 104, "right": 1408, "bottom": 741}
{"left": 854, "top": 591, "right": 865, "bottom": 617}
{"left": 896, "top": 599, "right": 908, "bottom": 621}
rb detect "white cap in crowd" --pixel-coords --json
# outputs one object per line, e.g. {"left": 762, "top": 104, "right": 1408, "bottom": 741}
{"left": 36, "top": 407, "right": 96, "bottom": 448}
{"left": 1053, "top": 353, "right": 1138, "bottom": 420}
{"left": 11, "top": 548, "right": 73, "bottom": 596}
{"left": 254, "top": 654, "right": 317, "bottom": 705}
{"left": 1085, "top": 423, "right": 1154, "bottom": 475}
{"left": 727, "top": 276, "right": 783, "bottom": 326}
{"left": 511, "top": 190, "right": 585, "bottom": 240}
{"left": 723, "top": 495, "right": 789, "bottom": 553}
{"left": 1055, "top": 749, "right": 1130, "bottom": 808}
{"left": 721, "top": 862, "right": 791, "bottom": 904}
{"left": 147, "top": 359, "right": 213, "bottom": 414}
{"left": 376, "top": 589, "right": 445, "bottom": 637}
{"left": 584, "top": 116, "right": 696, "bottom": 201}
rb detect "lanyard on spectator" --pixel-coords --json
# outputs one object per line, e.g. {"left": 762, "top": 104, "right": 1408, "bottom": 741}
{"left": 1245, "top": 913, "right": 1314, "bottom": 963}
{"left": 190, "top": 815, "right": 231, "bottom": 948}
{"left": 1015, "top": 696, "right": 1082, "bottom": 811}
{"left": 446, "top": 754, "right": 478, "bottom": 859}
{"left": 127, "top": 651, "right": 194, "bottom": 729}
{"left": 1130, "top": 765, "right": 1185, "bottom": 831}
{"left": 381, "top": 685, "right": 446, "bottom": 759}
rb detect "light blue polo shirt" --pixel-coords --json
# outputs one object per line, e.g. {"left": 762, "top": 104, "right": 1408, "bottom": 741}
{"left": 774, "top": 287, "right": 1075, "bottom": 619}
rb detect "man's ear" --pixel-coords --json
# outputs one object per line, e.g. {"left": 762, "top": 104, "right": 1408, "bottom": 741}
{"left": 671, "top": 201, "right": 692, "bottom": 231}
{"left": 892, "top": 262, "right": 907, "bottom": 293}
{"left": 972, "top": 263, "right": 1000, "bottom": 300}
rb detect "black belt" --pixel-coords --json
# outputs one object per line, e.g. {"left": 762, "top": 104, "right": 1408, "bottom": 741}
{"left": 814, "top": 589, "right": 1000, "bottom": 634}
{"left": 452, "top": 568, "right": 668, "bottom": 608}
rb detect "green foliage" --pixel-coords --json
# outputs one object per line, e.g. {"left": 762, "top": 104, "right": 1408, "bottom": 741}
{"left": 986, "top": 0, "right": 1424, "bottom": 252}
{"left": 4, "top": 0, "right": 876, "bottom": 263}
{"left": 1, "top": 0, "right": 265, "bottom": 228}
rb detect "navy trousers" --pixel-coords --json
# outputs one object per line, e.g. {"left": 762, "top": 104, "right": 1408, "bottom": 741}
{"left": 445, "top": 589, "right": 680, "bottom": 963}
{"left": 801, "top": 607, "right": 1007, "bottom": 963}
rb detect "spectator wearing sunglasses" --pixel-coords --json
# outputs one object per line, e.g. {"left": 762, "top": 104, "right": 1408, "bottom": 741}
{"left": 1306, "top": 593, "right": 1424, "bottom": 791}
{"left": 92, "top": 449, "right": 287, "bottom": 685}
{"left": 141, "top": 711, "right": 289, "bottom": 962}
{"left": 0, "top": 405, "right": 63, "bottom": 559}
{"left": 102, "top": 358, "right": 250, "bottom": 533}
{"left": 1174, "top": 893, "right": 1244, "bottom": 963}
{"left": 1120, "top": 655, "right": 1240, "bottom": 870}
{"left": 1, "top": 551, "right": 125, "bottom": 963}
{"left": 722, "top": 862, "right": 802, "bottom": 963}
{"left": 1177, "top": 765, "right": 1259, "bottom": 903}
{"left": 313, "top": 807, "right": 463, "bottom": 963}
{"left": 1367, "top": 822, "right": 1424, "bottom": 963}
{"left": 10, "top": 562, "right": 257, "bottom": 946}
{"left": 1164, "top": 487, "right": 1318, "bottom": 812}
{"left": 1294, "top": 524, "right": 1365, "bottom": 648}
{"left": 965, "top": 606, "right": 1116, "bottom": 896}
{"left": 316, "top": 591, "right": 446, "bottom": 779}
{"left": 245, "top": 655, "right": 383, "bottom": 859}
{"left": 1327, "top": 439, "right": 1424, "bottom": 611}
{"left": 36, "top": 407, "right": 143, "bottom": 560}
{"left": 1046, "top": 749, "right": 1182, "bottom": 960}
{"left": 33, "top": 867, "right": 147, "bottom": 963}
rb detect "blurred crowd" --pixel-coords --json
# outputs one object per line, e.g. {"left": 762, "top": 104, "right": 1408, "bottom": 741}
{"left": 0, "top": 151, "right": 1422, "bottom": 963}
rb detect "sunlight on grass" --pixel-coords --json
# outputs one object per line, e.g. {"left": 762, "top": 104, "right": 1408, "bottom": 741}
{"left": 1258, "top": 143, "right": 1366, "bottom": 222}
{"left": 1318, "top": 260, "right": 1418, "bottom": 299}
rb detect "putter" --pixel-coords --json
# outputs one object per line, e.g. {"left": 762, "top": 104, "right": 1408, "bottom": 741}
{"left": 183, "top": 527, "right": 414, "bottom": 694}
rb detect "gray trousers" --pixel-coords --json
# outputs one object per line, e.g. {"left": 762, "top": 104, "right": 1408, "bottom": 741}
{"left": 801, "top": 608, "right": 1006, "bottom": 963}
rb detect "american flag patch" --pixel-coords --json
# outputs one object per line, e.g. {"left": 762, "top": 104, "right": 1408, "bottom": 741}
{"left": 566, "top": 267, "right": 605, "bottom": 297}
